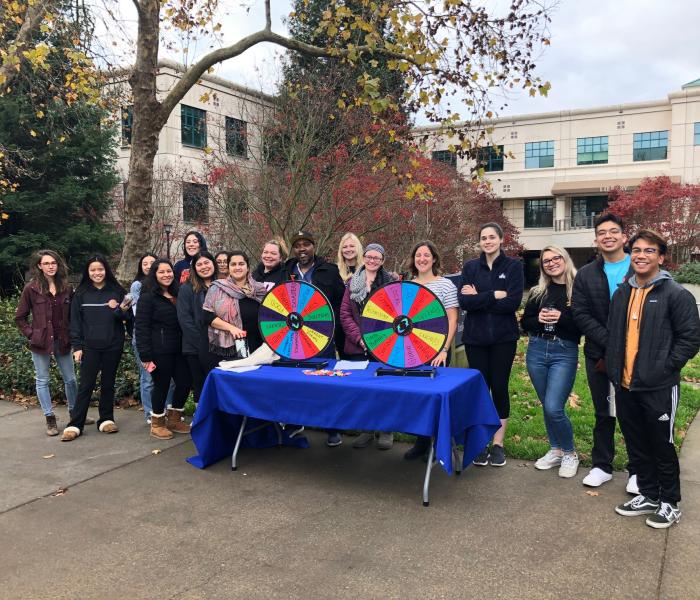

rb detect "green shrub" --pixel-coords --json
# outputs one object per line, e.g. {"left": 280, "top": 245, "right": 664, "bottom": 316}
{"left": 674, "top": 262, "right": 700, "bottom": 285}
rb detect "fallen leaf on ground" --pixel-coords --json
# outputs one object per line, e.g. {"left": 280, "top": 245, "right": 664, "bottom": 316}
{"left": 585, "top": 490, "right": 600, "bottom": 497}
{"left": 568, "top": 393, "right": 580, "bottom": 409}
{"left": 51, "top": 488, "right": 67, "bottom": 497}
{"left": 151, "top": 449, "right": 162, "bottom": 455}
{"left": 517, "top": 463, "right": 529, "bottom": 468}
{"left": 512, "top": 435, "right": 521, "bottom": 443}
{"left": 42, "top": 454, "right": 55, "bottom": 459}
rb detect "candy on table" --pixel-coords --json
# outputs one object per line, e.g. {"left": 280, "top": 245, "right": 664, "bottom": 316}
{"left": 302, "top": 369, "right": 351, "bottom": 377}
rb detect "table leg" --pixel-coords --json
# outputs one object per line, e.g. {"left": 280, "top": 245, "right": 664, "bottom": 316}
{"left": 231, "top": 416, "right": 248, "bottom": 471}
{"left": 452, "top": 438, "right": 462, "bottom": 477}
{"left": 422, "top": 437, "right": 435, "bottom": 507}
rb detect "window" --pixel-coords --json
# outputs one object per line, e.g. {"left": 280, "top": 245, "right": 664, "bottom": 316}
{"left": 525, "top": 140, "right": 554, "bottom": 169}
{"left": 476, "top": 145, "right": 504, "bottom": 172}
{"left": 226, "top": 117, "right": 247, "bottom": 157}
{"left": 432, "top": 150, "right": 456, "bottom": 168}
{"left": 633, "top": 130, "right": 668, "bottom": 161}
{"left": 121, "top": 106, "right": 132, "bottom": 146}
{"left": 524, "top": 198, "right": 553, "bottom": 228}
{"left": 181, "top": 105, "right": 207, "bottom": 148}
{"left": 183, "top": 182, "right": 208, "bottom": 223}
{"left": 695, "top": 123, "right": 700, "bottom": 146}
{"left": 577, "top": 136, "right": 608, "bottom": 165}
{"left": 571, "top": 195, "right": 608, "bottom": 228}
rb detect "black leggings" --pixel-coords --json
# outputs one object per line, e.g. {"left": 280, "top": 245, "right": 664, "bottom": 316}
{"left": 151, "top": 353, "right": 191, "bottom": 415}
{"left": 466, "top": 341, "right": 517, "bottom": 419}
{"left": 186, "top": 354, "right": 206, "bottom": 403}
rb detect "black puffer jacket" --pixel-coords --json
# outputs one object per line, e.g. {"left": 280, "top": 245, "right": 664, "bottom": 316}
{"left": 135, "top": 291, "right": 182, "bottom": 362}
{"left": 571, "top": 255, "right": 632, "bottom": 361}
{"left": 284, "top": 256, "right": 345, "bottom": 315}
{"left": 606, "top": 274, "right": 700, "bottom": 391}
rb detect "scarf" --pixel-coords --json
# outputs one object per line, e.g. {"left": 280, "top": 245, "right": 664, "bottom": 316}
{"left": 202, "top": 276, "right": 267, "bottom": 356}
{"left": 349, "top": 267, "right": 392, "bottom": 304}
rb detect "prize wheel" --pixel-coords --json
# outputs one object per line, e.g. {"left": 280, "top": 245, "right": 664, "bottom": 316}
{"left": 360, "top": 281, "right": 448, "bottom": 369}
{"left": 258, "top": 281, "right": 335, "bottom": 360}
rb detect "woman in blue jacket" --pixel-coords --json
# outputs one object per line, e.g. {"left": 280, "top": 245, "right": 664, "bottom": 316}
{"left": 459, "top": 222, "right": 523, "bottom": 467}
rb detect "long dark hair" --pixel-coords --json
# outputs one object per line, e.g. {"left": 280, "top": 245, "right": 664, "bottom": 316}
{"left": 142, "top": 259, "right": 178, "bottom": 296}
{"left": 188, "top": 251, "right": 217, "bottom": 293}
{"left": 407, "top": 240, "right": 442, "bottom": 278}
{"left": 28, "top": 249, "right": 70, "bottom": 294}
{"left": 182, "top": 230, "right": 208, "bottom": 260}
{"left": 76, "top": 255, "right": 125, "bottom": 296}
{"left": 133, "top": 253, "right": 159, "bottom": 283}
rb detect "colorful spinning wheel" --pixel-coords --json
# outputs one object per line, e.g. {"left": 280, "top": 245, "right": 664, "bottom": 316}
{"left": 258, "top": 281, "right": 335, "bottom": 360}
{"left": 360, "top": 281, "right": 448, "bottom": 369}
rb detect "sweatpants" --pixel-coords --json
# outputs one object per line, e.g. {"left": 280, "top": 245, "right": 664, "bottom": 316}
{"left": 151, "top": 353, "right": 191, "bottom": 415}
{"left": 68, "top": 347, "right": 123, "bottom": 431}
{"left": 616, "top": 386, "right": 681, "bottom": 504}
{"left": 465, "top": 341, "right": 517, "bottom": 419}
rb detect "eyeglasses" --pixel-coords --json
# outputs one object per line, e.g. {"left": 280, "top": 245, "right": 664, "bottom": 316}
{"left": 596, "top": 228, "right": 622, "bottom": 237}
{"left": 542, "top": 255, "right": 563, "bottom": 266}
{"left": 40, "top": 261, "right": 58, "bottom": 267}
{"left": 630, "top": 247, "right": 658, "bottom": 255}
{"left": 364, "top": 255, "right": 383, "bottom": 263}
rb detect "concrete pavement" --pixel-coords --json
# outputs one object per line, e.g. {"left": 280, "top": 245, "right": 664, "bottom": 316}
{"left": 1, "top": 401, "right": 699, "bottom": 599}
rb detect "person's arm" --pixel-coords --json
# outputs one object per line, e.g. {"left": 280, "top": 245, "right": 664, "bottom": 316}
{"left": 490, "top": 260, "right": 524, "bottom": 314}
{"left": 209, "top": 315, "right": 246, "bottom": 339}
{"left": 666, "top": 287, "right": 700, "bottom": 372}
{"left": 14, "top": 285, "right": 33, "bottom": 338}
{"left": 135, "top": 292, "right": 155, "bottom": 362}
{"left": 571, "top": 272, "right": 608, "bottom": 349}
{"left": 520, "top": 293, "right": 540, "bottom": 334}
{"left": 340, "top": 288, "right": 363, "bottom": 346}
{"left": 431, "top": 306, "right": 458, "bottom": 367}
{"left": 458, "top": 263, "right": 496, "bottom": 311}
{"left": 176, "top": 284, "right": 199, "bottom": 342}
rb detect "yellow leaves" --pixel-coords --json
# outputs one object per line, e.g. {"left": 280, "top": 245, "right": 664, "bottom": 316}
{"left": 203, "top": 146, "right": 213, "bottom": 155}
{"left": 29, "top": 130, "right": 37, "bottom": 137}
{"left": 199, "top": 92, "right": 210, "bottom": 103}
{"left": 337, "top": 99, "right": 346, "bottom": 109}
{"left": 35, "top": 110, "right": 44, "bottom": 118}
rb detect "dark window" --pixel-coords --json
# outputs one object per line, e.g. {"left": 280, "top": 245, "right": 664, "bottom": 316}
{"left": 121, "top": 106, "right": 133, "bottom": 146}
{"left": 695, "top": 123, "right": 700, "bottom": 146}
{"left": 432, "top": 150, "right": 457, "bottom": 168}
{"left": 181, "top": 105, "right": 207, "bottom": 148}
{"left": 525, "top": 140, "right": 554, "bottom": 169}
{"left": 633, "top": 130, "right": 668, "bottom": 161}
{"left": 476, "top": 145, "right": 504, "bottom": 172}
{"left": 183, "top": 182, "right": 208, "bottom": 224}
{"left": 571, "top": 195, "right": 608, "bottom": 227}
{"left": 226, "top": 117, "right": 247, "bottom": 157}
{"left": 524, "top": 198, "right": 553, "bottom": 228}
{"left": 577, "top": 136, "right": 608, "bottom": 165}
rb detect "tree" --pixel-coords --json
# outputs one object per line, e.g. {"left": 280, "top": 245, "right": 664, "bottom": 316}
{"left": 607, "top": 176, "right": 700, "bottom": 267}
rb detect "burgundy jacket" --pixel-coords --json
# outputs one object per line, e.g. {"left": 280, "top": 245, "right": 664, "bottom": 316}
{"left": 15, "top": 281, "right": 73, "bottom": 355}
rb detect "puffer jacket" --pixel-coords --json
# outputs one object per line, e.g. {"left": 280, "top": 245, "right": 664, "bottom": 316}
{"left": 135, "top": 290, "right": 182, "bottom": 362}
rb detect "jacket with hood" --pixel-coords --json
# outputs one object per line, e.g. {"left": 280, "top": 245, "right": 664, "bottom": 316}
{"left": 606, "top": 271, "right": 700, "bottom": 391}
{"left": 173, "top": 231, "right": 208, "bottom": 283}
{"left": 252, "top": 262, "right": 286, "bottom": 286}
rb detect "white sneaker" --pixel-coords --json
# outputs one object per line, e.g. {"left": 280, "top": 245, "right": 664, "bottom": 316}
{"left": 534, "top": 449, "right": 563, "bottom": 470}
{"left": 626, "top": 474, "right": 640, "bottom": 495}
{"left": 582, "top": 467, "right": 613, "bottom": 487}
{"left": 559, "top": 453, "right": 579, "bottom": 478}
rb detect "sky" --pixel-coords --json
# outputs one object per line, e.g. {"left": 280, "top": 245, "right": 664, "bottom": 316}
{"left": 109, "top": 0, "right": 700, "bottom": 121}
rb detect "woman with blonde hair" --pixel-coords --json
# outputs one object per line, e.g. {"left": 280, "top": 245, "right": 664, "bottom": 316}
{"left": 253, "top": 239, "right": 288, "bottom": 288}
{"left": 520, "top": 245, "right": 582, "bottom": 478}
{"left": 337, "top": 233, "right": 364, "bottom": 283}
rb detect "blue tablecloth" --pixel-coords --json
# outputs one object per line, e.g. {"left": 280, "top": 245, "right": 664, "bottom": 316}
{"left": 187, "top": 362, "right": 500, "bottom": 475}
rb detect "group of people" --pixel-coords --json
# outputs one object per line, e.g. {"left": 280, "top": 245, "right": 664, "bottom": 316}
{"left": 15, "top": 215, "right": 700, "bottom": 529}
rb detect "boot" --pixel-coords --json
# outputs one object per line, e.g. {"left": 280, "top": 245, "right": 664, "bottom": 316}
{"left": 45, "top": 414, "right": 59, "bottom": 436}
{"left": 150, "top": 413, "right": 173, "bottom": 440}
{"left": 166, "top": 408, "right": 191, "bottom": 434}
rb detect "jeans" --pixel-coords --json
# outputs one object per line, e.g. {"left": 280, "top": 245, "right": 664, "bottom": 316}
{"left": 526, "top": 336, "right": 579, "bottom": 453}
{"left": 133, "top": 339, "right": 174, "bottom": 421}
{"left": 30, "top": 351, "right": 77, "bottom": 416}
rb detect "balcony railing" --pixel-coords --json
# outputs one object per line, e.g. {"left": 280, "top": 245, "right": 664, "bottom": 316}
{"left": 554, "top": 214, "right": 599, "bottom": 232}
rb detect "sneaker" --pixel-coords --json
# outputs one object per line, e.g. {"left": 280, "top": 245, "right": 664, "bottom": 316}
{"left": 582, "top": 467, "right": 613, "bottom": 487}
{"left": 404, "top": 438, "right": 430, "bottom": 460}
{"left": 489, "top": 444, "right": 506, "bottom": 467}
{"left": 558, "top": 453, "right": 579, "bottom": 478}
{"left": 326, "top": 432, "right": 342, "bottom": 447}
{"left": 615, "top": 495, "right": 660, "bottom": 517}
{"left": 534, "top": 449, "right": 563, "bottom": 470}
{"left": 352, "top": 432, "right": 374, "bottom": 449}
{"left": 646, "top": 502, "right": 681, "bottom": 529}
{"left": 626, "top": 474, "right": 640, "bottom": 495}
{"left": 472, "top": 446, "right": 490, "bottom": 466}
{"left": 376, "top": 431, "right": 393, "bottom": 450}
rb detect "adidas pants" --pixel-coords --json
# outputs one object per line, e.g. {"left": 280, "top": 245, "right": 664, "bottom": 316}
{"left": 616, "top": 386, "right": 681, "bottom": 503}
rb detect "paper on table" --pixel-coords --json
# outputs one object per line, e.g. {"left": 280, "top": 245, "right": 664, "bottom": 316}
{"left": 216, "top": 365, "right": 261, "bottom": 373}
{"left": 334, "top": 360, "right": 369, "bottom": 370}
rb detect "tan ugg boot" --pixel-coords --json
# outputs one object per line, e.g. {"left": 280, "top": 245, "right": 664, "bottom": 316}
{"left": 61, "top": 426, "right": 81, "bottom": 442}
{"left": 150, "top": 413, "right": 173, "bottom": 440}
{"left": 166, "top": 408, "right": 191, "bottom": 434}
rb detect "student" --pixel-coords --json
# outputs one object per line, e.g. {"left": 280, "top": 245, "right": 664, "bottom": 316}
{"left": 173, "top": 230, "right": 208, "bottom": 284}
{"left": 15, "top": 250, "right": 79, "bottom": 436}
{"left": 521, "top": 246, "right": 581, "bottom": 478}
{"left": 61, "top": 256, "right": 132, "bottom": 441}
{"left": 572, "top": 213, "right": 637, "bottom": 491}
{"left": 214, "top": 251, "right": 230, "bottom": 280}
{"left": 135, "top": 259, "right": 192, "bottom": 440}
{"left": 458, "top": 222, "right": 523, "bottom": 467}
{"left": 252, "top": 240, "right": 287, "bottom": 287}
{"left": 337, "top": 232, "right": 364, "bottom": 284}
{"left": 608, "top": 230, "right": 700, "bottom": 528}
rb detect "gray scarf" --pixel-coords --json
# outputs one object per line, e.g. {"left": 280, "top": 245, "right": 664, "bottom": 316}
{"left": 349, "top": 267, "right": 369, "bottom": 303}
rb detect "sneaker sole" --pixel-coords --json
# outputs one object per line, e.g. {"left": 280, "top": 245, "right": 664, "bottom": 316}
{"left": 534, "top": 461, "right": 562, "bottom": 470}
{"left": 326, "top": 441, "right": 342, "bottom": 447}
{"left": 490, "top": 460, "right": 506, "bottom": 467}
{"left": 646, "top": 517, "right": 680, "bottom": 529}
{"left": 559, "top": 470, "right": 578, "bottom": 478}
{"left": 472, "top": 459, "right": 489, "bottom": 466}
{"left": 615, "top": 507, "right": 658, "bottom": 517}
{"left": 582, "top": 476, "right": 613, "bottom": 487}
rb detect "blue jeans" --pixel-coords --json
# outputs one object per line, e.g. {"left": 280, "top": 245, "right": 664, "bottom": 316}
{"left": 30, "top": 351, "right": 77, "bottom": 416}
{"left": 132, "top": 339, "right": 175, "bottom": 421}
{"left": 526, "top": 336, "right": 579, "bottom": 453}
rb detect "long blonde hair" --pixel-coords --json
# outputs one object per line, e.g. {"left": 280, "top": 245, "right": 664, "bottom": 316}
{"left": 337, "top": 232, "right": 364, "bottom": 282}
{"left": 529, "top": 245, "right": 577, "bottom": 303}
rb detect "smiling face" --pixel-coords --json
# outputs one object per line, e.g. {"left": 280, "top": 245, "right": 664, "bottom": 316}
{"left": 261, "top": 243, "right": 281, "bottom": 270}
{"left": 155, "top": 263, "right": 174, "bottom": 290}
{"left": 630, "top": 238, "right": 664, "bottom": 280}
{"left": 195, "top": 257, "right": 216, "bottom": 280}
{"left": 541, "top": 250, "right": 565, "bottom": 280}
{"left": 215, "top": 253, "right": 229, "bottom": 277}
{"left": 292, "top": 239, "right": 315, "bottom": 268}
{"left": 341, "top": 239, "right": 358, "bottom": 263}
{"left": 479, "top": 227, "right": 502, "bottom": 256}
{"left": 363, "top": 250, "right": 384, "bottom": 274}
{"left": 38, "top": 254, "right": 58, "bottom": 279}
{"left": 88, "top": 261, "right": 106, "bottom": 287}
{"left": 185, "top": 234, "right": 201, "bottom": 257}
{"left": 414, "top": 245, "right": 436, "bottom": 276}
{"left": 595, "top": 220, "right": 627, "bottom": 257}
{"left": 141, "top": 255, "right": 156, "bottom": 277}
{"left": 229, "top": 254, "right": 249, "bottom": 283}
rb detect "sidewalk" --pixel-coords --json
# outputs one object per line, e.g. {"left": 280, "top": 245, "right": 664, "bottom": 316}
{"left": 1, "top": 400, "right": 698, "bottom": 599}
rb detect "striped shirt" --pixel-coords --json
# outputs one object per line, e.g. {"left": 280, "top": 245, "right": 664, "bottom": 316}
{"left": 419, "top": 277, "right": 459, "bottom": 309}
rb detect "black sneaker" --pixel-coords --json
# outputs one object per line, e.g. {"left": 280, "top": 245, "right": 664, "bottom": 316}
{"left": 404, "top": 437, "right": 430, "bottom": 460}
{"left": 615, "top": 495, "right": 660, "bottom": 517}
{"left": 646, "top": 502, "right": 681, "bottom": 529}
{"left": 489, "top": 444, "right": 506, "bottom": 467}
{"left": 472, "top": 446, "right": 490, "bottom": 466}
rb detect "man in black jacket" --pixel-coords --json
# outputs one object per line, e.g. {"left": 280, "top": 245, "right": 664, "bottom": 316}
{"left": 572, "top": 213, "right": 636, "bottom": 490}
{"left": 608, "top": 230, "right": 700, "bottom": 528}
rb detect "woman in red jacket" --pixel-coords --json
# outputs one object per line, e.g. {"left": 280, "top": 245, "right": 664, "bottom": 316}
{"left": 15, "top": 250, "right": 78, "bottom": 436}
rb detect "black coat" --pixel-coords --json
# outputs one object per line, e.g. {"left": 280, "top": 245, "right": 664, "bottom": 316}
{"left": 571, "top": 255, "right": 633, "bottom": 361}
{"left": 606, "top": 276, "right": 700, "bottom": 391}
{"left": 135, "top": 290, "right": 182, "bottom": 362}
{"left": 458, "top": 252, "right": 524, "bottom": 346}
{"left": 284, "top": 257, "right": 345, "bottom": 315}
{"left": 70, "top": 284, "right": 129, "bottom": 352}
{"left": 252, "top": 262, "right": 286, "bottom": 286}
{"left": 176, "top": 282, "right": 208, "bottom": 355}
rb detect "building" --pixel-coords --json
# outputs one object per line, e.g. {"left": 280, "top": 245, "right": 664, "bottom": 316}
{"left": 419, "top": 79, "right": 700, "bottom": 283}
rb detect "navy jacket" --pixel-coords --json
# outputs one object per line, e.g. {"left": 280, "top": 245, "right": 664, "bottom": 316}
{"left": 70, "top": 284, "right": 130, "bottom": 352}
{"left": 135, "top": 291, "right": 182, "bottom": 362}
{"left": 458, "top": 252, "right": 524, "bottom": 346}
{"left": 176, "top": 282, "right": 208, "bottom": 355}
